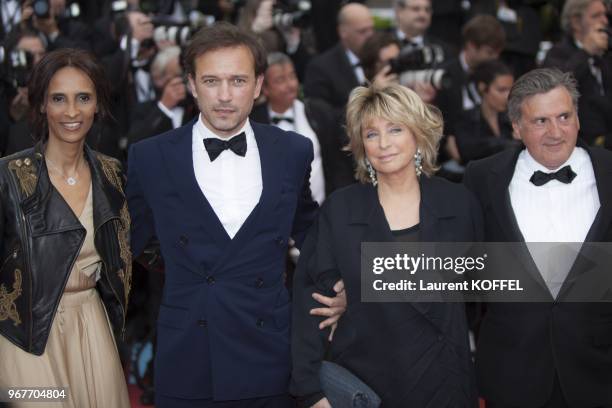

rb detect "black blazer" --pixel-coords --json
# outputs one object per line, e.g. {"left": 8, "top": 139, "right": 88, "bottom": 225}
{"left": 434, "top": 57, "right": 470, "bottom": 137}
{"left": 463, "top": 144, "right": 612, "bottom": 407}
{"left": 454, "top": 108, "right": 518, "bottom": 164}
{"left": 303, "top": 43, "right": 360, "bottom": 112}
{"left": 126, "top": 100, "right": 197, "bottom": 146}
{"left": 250, "top": 100, "right": 355, "bottom": 195}
{"left": 291, "top": 178, "right": 483, "bottom": 408}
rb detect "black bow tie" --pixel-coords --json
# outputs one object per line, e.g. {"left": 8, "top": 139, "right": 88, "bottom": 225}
{"left": 203, "top": 132, "right": 247, "bottom": 161}
{"left": 271, "top": 116, "right": 294, "bottom": 124}
{"left": 529, "top": 165, "right": 577, "bottom": 186}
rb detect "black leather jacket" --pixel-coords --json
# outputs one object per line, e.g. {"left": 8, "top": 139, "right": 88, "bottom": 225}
{"left": 0, "top": 143, "right": 131, "bottom": 355}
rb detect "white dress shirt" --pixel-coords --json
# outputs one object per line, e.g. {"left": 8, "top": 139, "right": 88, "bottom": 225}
{"left": 192, "top": 116, "right": 262, "bottom": 239}
{"left": 459, "top": 52, "right": 481, "bottom": 110}
{"left": 1, "top": 0, "right": 20, "bottom": 34}
{"left": 268, "top": 100, "right": 325, "bottom": 204}
{"left": 509, "top": 147, "right": 600, "bottom": 297}
{"left": 345, "top": 49, "right": 366, "bottom": 85}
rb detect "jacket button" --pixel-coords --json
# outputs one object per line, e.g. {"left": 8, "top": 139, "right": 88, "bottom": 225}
{"left": 197, "top": 319, "right": 207, "bottom": 327}
{"left": 255, "top": 278, "right": 264, "bottom": 288}
{"left": 256, "top": 318, "right": 264, "bottom": 328}
{"left": 15, "top": 159, "right": 22, "bottom": 167}
{"left": 24, "top": 158, "right": 31, "bottom": 166}
{"left": 178, "top": 235, "right": 188, "bottom": 246}
{"left": 206, "top": 275, "right": 215, "bottom": 285}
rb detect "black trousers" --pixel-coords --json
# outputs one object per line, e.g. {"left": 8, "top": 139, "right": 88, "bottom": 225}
{"left": 155, "top": 394, "right": 294, "bottom": 408}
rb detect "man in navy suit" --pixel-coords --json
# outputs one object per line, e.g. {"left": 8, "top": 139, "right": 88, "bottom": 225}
{"left": 127, "top": 22, "right": 343, "bottom": 407}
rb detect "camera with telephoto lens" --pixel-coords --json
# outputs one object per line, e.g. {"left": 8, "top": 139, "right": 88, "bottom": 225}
{"left": 273, "top": 0, "right": 312, "bottom": 30}
{"left": 32, "top": 0, "right": 81, "bottom": 19}
{"left": 388, "top": 44, "right": 451, "bottom": 90}
{"left": 0, "top": 47, "right": 34, "bottom": 89}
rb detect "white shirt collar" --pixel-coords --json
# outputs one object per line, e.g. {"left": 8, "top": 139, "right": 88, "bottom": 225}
{"left": 345, "top": 49, "right": 360, "bottom": 66}
{"left": 521, "top": 146, "right": 587, "bottom": 174}
{"left": 395, "top": 29, "right": 424, "bottom": 46}
{"left": 459, "top": 51, "right": 470, "bottom": 74}
{"left": 194, "top": 114, "right": 253, "bottom": 141}
{"left": 268, "top": 103, "right": 295, "bottom": 119}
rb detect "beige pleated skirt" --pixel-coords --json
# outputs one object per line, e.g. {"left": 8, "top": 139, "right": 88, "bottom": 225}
{"left": 0, "top": 288, "right": 130, "bottom": 408}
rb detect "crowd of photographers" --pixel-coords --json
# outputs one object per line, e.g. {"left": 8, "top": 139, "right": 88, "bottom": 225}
{"left": 1, "top": 1, "right": 610, "bottom": 178}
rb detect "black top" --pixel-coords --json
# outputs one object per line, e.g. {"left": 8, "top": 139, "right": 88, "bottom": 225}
{"left": 291, "top": 178, "right": 483, "bottom": 408}
{"left": 391, "top": 223, "right": 420, "bottom": 242}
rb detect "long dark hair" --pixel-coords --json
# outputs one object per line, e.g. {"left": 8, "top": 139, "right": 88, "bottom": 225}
{"left": 27, "top": 48, "right": 111, "bottom": 142}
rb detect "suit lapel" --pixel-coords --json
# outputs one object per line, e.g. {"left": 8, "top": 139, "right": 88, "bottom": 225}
{"left": 557, "top": 145, "right": 612, "bottom": 299}
{"left": 160, "top": 120, "right": 231, "bottom": 245}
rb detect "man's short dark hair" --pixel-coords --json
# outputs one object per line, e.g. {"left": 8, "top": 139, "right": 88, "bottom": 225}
{"left": 462, "top": 15, "right": 506, "bottom": 51}
{"left": 183, "top": 22, "right": 267, "bottom": 78}
{"left": 507, "top": 68, "right": 580, "bottom": 123}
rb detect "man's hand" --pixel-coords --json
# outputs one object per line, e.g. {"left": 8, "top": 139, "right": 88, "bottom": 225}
{"left": 311, "top": 280, "right": 346, "bottom": 341}
{"left": 251, "top": 0, "right": 274, "bottom": 33}
{"left": 9, "top": 87, "right": 29, "bottom": 122}
{"left": 311, "top": 397, "right": 332, "bottom": 408}
{"left": 412, "top": 81, "right": 437, "bottom": 103}
{"left": 372, "top": 65, "right": 399, "bottom": 88}
{"left": 128, "top": 12, "right": 154, "bottom": 43}
{"left": 160, "top": 77, "right": 187, "bottom": 110}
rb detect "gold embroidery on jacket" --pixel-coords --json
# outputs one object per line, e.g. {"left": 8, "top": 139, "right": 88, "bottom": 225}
{"left": 0, "top": 269, "right": 23, "bottom": 326}
{"left": 98, "top": 155, "right": 124, "bottom": 193}
{"left": 116, "top": 202, "right": 132, "bottom": 309}
{"left": 8, "top": 158, "right": 37, "bottom": 197}
{"left": 97, "top": 154, "right": 132, "bottom": 309}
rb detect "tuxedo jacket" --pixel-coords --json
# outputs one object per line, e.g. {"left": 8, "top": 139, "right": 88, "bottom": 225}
{"left": 463, "top": 144, "right": 612, "bottom": 407}
{"left": 434, "top": 56, "right": 470, "bottom": 137}
{"left": 126, "top": 120, "right": 318, "bottom": 400}
{"left": 291, "top": 178, "right": 483, "bottom": 407}
{"left": 126, "top": 100, "right": 197, "bottom": 146}
{"left": 303, "top": 43, "right": 360, "bottom": 113}
{"left": 250, "top": 100, "right": 355, "bottom": 195}
{"left": 543, "top": 37, "right": 612, "bottom": 146}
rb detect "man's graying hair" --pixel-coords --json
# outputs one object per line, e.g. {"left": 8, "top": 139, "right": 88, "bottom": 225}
{"left": 507, "top": 68, "right": 580, "bottom": 123}
{"left": 266, "top": 52, "right": 292, "bottom": 68}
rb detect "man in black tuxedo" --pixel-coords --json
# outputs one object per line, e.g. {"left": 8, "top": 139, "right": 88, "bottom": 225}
{"left": 434, "top": 14, "right": 506, "bottom": 139}
{"left": 392, "top": 0, "right": 455, "bottom": 61}
{"left": 127, "top": 45, "right": 197, "bottom": 146}
{"left": 250, "top": 52, "right": 354, "bottom": 199}
{"left": 464, "top": 67, "right": 612, "bottom": 408}
{"left": 543, "top": 0, "right": 612, "bottom": 147}
{"left": 303, "top": 2, "right": 373, "bottom": 114}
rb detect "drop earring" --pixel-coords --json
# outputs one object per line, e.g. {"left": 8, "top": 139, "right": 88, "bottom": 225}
{"left": 365, "top": 158, "right": 377, "bottom": 186}
{"left": 414, "top": 148, "right": 423, "bottom": 177}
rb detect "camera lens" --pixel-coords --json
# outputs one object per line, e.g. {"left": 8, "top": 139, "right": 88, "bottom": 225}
{"left": 32, "top": 0, "right": 50, "bottom": 19}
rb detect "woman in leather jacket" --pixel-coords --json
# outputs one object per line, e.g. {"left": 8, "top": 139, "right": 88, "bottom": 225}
{"left": 0, "top": 48, "right": 131, "bottom": 407}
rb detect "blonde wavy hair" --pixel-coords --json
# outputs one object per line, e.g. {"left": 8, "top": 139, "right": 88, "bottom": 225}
{"left": 345, "top": 83, "right": 443, "bottom": 183}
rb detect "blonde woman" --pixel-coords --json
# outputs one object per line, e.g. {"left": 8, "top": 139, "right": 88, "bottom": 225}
{"left": 291, "top": 84, "right": 482, "bottom": 408}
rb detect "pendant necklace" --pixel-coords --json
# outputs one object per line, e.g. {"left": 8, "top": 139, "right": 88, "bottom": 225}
{"left": 45, "top": 156, "right": 82, "bottom": 186}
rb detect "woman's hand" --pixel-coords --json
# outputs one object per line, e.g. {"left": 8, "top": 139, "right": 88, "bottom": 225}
{"left": 311, "top": 397, "right": 332, "bottom": 408}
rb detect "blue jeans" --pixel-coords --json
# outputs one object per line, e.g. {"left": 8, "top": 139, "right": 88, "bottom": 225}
{"left": 319, "top": 361, "right": 381, "bottom": 408}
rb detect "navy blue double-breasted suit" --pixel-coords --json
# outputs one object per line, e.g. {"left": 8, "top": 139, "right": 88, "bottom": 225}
{"left": 126, "top": 119, "right": 318, "bottom": 402}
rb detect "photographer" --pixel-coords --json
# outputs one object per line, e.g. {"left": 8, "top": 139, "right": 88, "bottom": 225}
{"left": 543, "top": 0, "right": 612, "bottom": 147}
{"left": 102, "top": 10, "right": 156, "bottom": 135}
{"left": 0, "top": 29, "right": 47, "bottom": 156}
{"left": 238, "top": 0, "right": 316, "bottom": 81}
{"left": 19, "top": 0, "right": 94, "bottom": 51}
{"left": 126, "top": 45, "right": 197, "bottom": 145}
